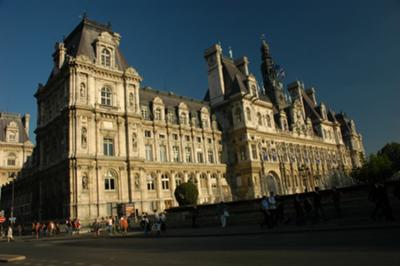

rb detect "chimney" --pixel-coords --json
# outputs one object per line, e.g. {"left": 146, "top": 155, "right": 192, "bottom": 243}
{"left": 204, "top": 44, "right": 225, "bottom": 105}
{"left": 53, "top": 42, "right": 66, "bottom": 69}
{"left": 287, "top": 81, "right": 303, "bottom": 100}
{"left": 305, "top": 87, "right": 317, "bottom": 105}
{"left": 22, "top": 113, "right": 30, "bottom": 137}
{"left": 234, "top": 56, "right": 249, "bottom": 76}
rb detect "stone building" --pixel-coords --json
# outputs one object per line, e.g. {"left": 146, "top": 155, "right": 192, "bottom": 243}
{"left": 204, "top": 41, "right": 364, "bottom": 199}
{"left": 0, "top": 18, "right": 364, "bottom": 223}
{"left": 1, "top": 18, "right": 229, "bottom": 223}
{"left": 0, "top": 112, "right": 33, "bottom": 187}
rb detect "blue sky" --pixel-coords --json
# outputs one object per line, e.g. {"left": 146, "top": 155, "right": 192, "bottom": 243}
{"left": 0, "top": 0, "right": 399, "bottom": 154}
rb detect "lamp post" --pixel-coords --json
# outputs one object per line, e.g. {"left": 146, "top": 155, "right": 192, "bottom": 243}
{"left": 10, "top": 173, "right": 16, "bottom": 219}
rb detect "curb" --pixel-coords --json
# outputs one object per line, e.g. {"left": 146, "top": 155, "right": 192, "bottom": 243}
{"left": 0, "top": 255, "right": 26, "bottom": 263}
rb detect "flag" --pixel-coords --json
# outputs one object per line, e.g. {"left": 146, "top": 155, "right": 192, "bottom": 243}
{"left": 274, "top": 64, "right": 286, "bottom": 80}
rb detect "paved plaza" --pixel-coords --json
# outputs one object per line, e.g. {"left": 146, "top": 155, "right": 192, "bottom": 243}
{"left": 1, "top": 227, "right": 400, "bottom": 266}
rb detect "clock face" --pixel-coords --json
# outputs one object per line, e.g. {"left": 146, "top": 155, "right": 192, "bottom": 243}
{"left": 208, "top": 56, "right": 216, "bottom": 66}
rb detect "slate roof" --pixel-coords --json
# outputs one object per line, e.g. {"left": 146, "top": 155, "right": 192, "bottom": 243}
{"left": 203, "top": 56, "right": 273, "bottom": 103}
{"left": 0, "top": 113, "right": 30, "bottom": 143}
{"left": 63, "top": 18, "right": 129, "bottom": 71}
{"left": 139, "top": 87, "right": 211, "bottom": 121}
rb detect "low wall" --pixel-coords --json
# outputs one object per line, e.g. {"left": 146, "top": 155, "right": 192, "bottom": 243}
{"left": 166, "top": 184, "right": 400, "bottom": 228}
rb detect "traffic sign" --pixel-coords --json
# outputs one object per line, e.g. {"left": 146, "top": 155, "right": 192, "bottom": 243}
{"left": 0, "top": 217, "right": 6, "bottom": 223}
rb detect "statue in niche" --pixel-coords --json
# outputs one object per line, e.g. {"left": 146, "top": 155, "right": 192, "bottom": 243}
{"left": 82, "top": 175, "right": 88, "bottom": 190}
{"left": 132, "top": 132, "right": 137, "bottom": 151}
{"left": 80, "top": 83, "right": 86, "bottom": 100}
{"left": 129, "top": 93, "right": 135, "bottom": 108}
{"left": 81, "top": 127, "right": 87, "bottom": 149}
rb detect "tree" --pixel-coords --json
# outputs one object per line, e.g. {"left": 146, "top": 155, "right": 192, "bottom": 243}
{"left": 378, "top": 142, "right": 400, "bottom": 172}
{"left": 174, "top": 182, "right": 199, "bottom": 206}
{"left": 351, "top": 154, "right": 393, "bottom": 185}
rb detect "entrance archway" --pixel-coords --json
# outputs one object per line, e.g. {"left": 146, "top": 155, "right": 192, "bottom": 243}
{"left": 265, "top": 171, "right": 281, "bottom": 195}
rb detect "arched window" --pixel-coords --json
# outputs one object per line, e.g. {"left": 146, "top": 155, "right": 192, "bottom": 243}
{"left": 7, "top": 153, "right": 16, "bottom": 166}
{"left": 147, "top": 174, "right": 156, "bottom": 190}
{"left": 246, "top": 107, "right": 251, "bottom": 121}
{"left": 155, "top": 108, "right": 162, "bottom": 121}
{"left": 175, "top": 173, "right": 183, "bottom": 186}
{"left": 180, "top": 112, "right": 187, "bottom": 125}
{"left": 101, "top": 87, "right": 112, "bottom": 106}
{"left": 104, "top": 170, "right": 117, "bottom": 190}
{"left": 101, "top": 48, "right": 111, "bottom": 67}
{"left": 235, "top": 108, "right": 242, "bottom": 123}
{"left": 266, "top": 114, "right": 271, "bottom": 127}
{"left": 257, "top": 112, "right": 262, "bottom": 126}
{"left": 200, "top": 173, "right": 208, "bottom": 188}
{"left": 188, "top": 173, "right": 197, "bottom": 184}
{"left": 161, "top": 174, "right": 169, "bottom": 190}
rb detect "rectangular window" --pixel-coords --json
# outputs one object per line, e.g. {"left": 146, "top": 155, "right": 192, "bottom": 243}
{"left": 103, "top": 138, "right": 114, "bottom": 156}
{"left": 185, "top": 135, "right": 191, "bottom": 141}
{"left": 239, "top": 146, "right": 247, "bottom": 161}
{"left": 7, "top": 159, "right": 16, "bottom": 166}
{"left": 172, "top": 145, "right": 180, "bottom": 162}
{"left": 208, "top": 138, "right": 212, "bottom": 144}
{"left": 159, "top": 134, "right": 165, "bottom": 139}
{"left": 105, "top": 178, "right": 115, "bottom": 190}
{"left": 185, "top": 147, "right": 192, "bottom": 162}
{"left": 196, "top": 137, "right": 202, "bottom": 143}
{"left": 145, "top": 144, "right": 153, "bottom": 161}
{"left": 172, "top": 134, "right": 178, "bottom": 140}
{"left": 208, "top": 150, "right": 214, "bottom": 163}
{"left": 197, "top": 152, "right": 204, "bottom": 163}
{"left": 145, "top": 130, "right": 152, "bottom": 138}
{"left": 251, "top": 144, "right": 258, "bottom": 160}
{"left": 159, "top": 145, "right": 167, "bottom": 162}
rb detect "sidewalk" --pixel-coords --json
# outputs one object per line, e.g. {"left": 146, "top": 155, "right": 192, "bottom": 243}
{"left": 1, "top": 218, "right": 399, "bottom": 242}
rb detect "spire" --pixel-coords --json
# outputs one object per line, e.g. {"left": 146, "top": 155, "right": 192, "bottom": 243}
{"left": 261, "top": 33, "right": 270, "bottom": 55}
{"left": 228, "top": 46, "right": 233, "bottom": 59}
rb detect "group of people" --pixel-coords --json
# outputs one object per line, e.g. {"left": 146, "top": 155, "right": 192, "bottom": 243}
{"left": 92, "top": 216, "right": 132, "bottom": 237}
{"left": 140, "top": 211, "right": 167, "bottom": 236}
{"left": 32, "top": 220, "right": 62, "bottom": 239}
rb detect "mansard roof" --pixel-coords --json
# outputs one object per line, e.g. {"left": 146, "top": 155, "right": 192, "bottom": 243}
{"left": 139, "top": 87, "right": 211, "bottom": 112}
{"left": 0, "top": 113, "right": 30, "bottom": 143}
{"left": 63, "top": 18, "right": 129, "bottom": 71}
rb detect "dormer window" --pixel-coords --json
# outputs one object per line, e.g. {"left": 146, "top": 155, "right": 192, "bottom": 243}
{"left": 101, "top": 87, "right": 112, "bottom": 106}
{"left": 101, "top": 48, "right": 111, "bottom": 67}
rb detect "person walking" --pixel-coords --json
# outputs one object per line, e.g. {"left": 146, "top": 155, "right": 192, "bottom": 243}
{"left": 35, "top": 222, "right": 41, "bottom": 240}
{"left": 93, "top": 219, "right": 101, "bottom": 237}
{"left": 191, "top": 205, "right": 199, "bottom": 228}
{"left": 260, "top": 196, "right": 272, "bottom": 228}
{"left": 268, "top": 191, "right": 278, "bottom": 227}
{"left": 143, "top": 214, "right": 150, "bottom": 236}
{"left": 7, "top": 225, "right": 14, "bottom": 242}
{"left": 216, "top": 201, "right": 229, "bottom": 228}
{"left": 331, "top": 187, "right": 341, "bottom": 218}
{"left": 293, "top": 194, "right": 305, "bottom": 225}
{"left": 312, "top": 187, "right": 326, "bottom": 223}
{"left": 107, "top": 216, "right": 113, "bottom": 235}
{"left": 160, "top": 212, "right": 167, "bottom": 232}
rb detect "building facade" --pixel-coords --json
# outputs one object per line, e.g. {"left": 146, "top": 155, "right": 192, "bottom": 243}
{"left": 0, "top": 112, "right": 33, "bottom": 187}
{"left": 204, "top": 41, "right": 364, "bottom": 200}
{"left": 1, "top": 18, "right": 364, "bottom": 223}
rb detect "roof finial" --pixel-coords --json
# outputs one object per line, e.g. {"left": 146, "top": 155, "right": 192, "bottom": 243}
{"left": 228, "top": 46, "right": 233, "bottom": 59}
{"left": 261, "top": 33, "right": 266, "bottom": 41}
{"left": 79, "top": 11, "right": 88, "bottom": 21}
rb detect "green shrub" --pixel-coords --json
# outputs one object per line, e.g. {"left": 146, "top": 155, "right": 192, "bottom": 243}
{"left": 174, "top": 182, "right": 199, "bottom": 206}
